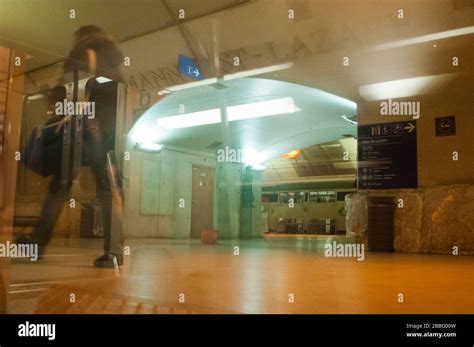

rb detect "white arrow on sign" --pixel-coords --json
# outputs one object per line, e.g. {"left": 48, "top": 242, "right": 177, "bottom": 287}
{"left": 187, "top": 66, "right": 200, "bottom": 77}
{"left": 404, "top": 122, "right": 415, "bottom": 133}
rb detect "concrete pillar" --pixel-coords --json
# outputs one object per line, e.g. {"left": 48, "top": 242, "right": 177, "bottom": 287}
{"left": 216, "top": 161, "right": 241, "bottom": 238}
{"left": 240, "top": 168, "right": 263, "bottom": 239}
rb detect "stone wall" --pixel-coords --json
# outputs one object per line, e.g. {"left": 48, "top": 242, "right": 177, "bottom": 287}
{"left": 346, "top": 184, "right": 474, "bottom": 255}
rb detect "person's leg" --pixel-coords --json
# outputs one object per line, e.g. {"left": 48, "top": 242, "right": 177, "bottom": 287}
{"left": 96, "top": 189, "right": 112, "bottom": 254}
{"left": 92, "top": 163, "right": 123, "bottom": 267}
{"left": 96, "top": 189, "right": 123, "bottom": 256}
{"left": 108, "top": 186, "right": 124, "bottom": 257}
{"left": 26, "top": 176, "right": 66, "bottom": 255}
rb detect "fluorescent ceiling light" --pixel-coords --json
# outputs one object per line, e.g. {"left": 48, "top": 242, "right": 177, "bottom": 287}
{"left": 368, "top": 26, "right": 474, "bottom": 51}
{"left": 156, "top": 108, "right": 221, "bottom": 129}
{"left": 247, "top": 164, "right": 266, "bottom": 172}
{"left": 157, "top": 90, "right": 171, "bottom": 96}
{"left": 359, "top": 73, "right": 457, "bottom": 101}
{"left": 157, "top": 78, "right": 218, "bottom": 95}
{"left": 228, "top": 97, "right": 300, "bottom": 121}
{"left": 243, "top": 147, "right": 266, "bottom": 167}
{"left": 27, "top": 93, "right": 45, "bottom": 101}
{"left": 96, "top": 76, "right": 112, "bottom": 84}
{"left": 136, "top": 142, "right": 163, "bottom": 152}
{"left": 156, "top": 97, "right": 300, "bottom": 129}
{"left": 130, "top": 123, "right": 161, "bottom": 144}
{"left": 223, "top": 62, "right": 294, "bottom": 80}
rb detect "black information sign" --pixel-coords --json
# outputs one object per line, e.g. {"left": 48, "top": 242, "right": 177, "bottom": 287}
{"left": 435, "top": 116, "right": 456, "bottom": 136}
{"left": 358, "top": 121, "right": 417, "bottom": 189}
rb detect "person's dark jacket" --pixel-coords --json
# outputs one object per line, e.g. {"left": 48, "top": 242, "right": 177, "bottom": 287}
{"left": 63, "top": 32, "right": 124, "bottom": 187}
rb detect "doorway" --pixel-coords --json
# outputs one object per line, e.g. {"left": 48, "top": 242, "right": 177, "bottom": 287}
{"left": 191, "top": 165, "right": 214, "bottom": 239}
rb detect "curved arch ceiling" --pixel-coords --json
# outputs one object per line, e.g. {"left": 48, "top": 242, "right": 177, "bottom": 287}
{"left": 128, "top": 77, "right": 357, "bottom": 164}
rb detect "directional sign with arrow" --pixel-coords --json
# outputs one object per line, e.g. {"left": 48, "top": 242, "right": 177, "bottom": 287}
{"left": 178, "top": 54, "right": 204, "bottom": 81}
{"left": 404, "top": 122, "right": 415, "bottom": 133}
{"left": 358, "top": 121, "right": 418, "bottom": 189}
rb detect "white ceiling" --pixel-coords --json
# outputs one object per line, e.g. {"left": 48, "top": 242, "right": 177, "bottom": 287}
{"left": 128, "top": 77, "right": 357, "bottom": 162}
{"left": 0, "top": 0, "right": 248, "bottom": 71}
{"left": 1, "top": 0, "right": 472, "bottom": 98}
{"left": 1, "top": 0, "right": 473, "bottom": 182}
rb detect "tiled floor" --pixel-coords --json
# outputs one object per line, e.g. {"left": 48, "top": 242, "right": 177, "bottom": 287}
{"left": 7, "top": 237, "right": 474, "bottom": 314}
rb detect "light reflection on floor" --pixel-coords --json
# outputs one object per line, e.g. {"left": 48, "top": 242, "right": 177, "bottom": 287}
{"left": 7, "top": 237, "right": 474, "bottom": 314}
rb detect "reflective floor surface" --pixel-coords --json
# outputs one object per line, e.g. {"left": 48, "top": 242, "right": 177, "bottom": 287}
{"left": 7, "top": 237, "right": 474, "bottom": 314}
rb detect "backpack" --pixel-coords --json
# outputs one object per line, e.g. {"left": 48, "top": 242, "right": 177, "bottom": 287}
{"left": 23, "top": 114, "right": 72, "bottom": 177}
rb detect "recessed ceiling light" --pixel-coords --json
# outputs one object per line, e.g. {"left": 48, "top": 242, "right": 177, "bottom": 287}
{"left": 368, "top": 26, "right": 474, "bottom": 51}
{"left": 223, "top": 62, "right": 294, "bottom": 80}
{"left": 358, "top": 73, "right": 457, "bottom": 100}
{"left": 156, "top": 108, "right": 221, "bottom": 129}
{"left": 247, "top": 164, "right": 266, "bottom": 171}
{"left": 227, "top": 97, "right": 300, "bottom": 122}
{"left": 96, "top": 76, "right": 112, "bottom": 84}
{"left": 155, "top": 97, "right": 301, "bottom": 129}
{"left": 135, "top": 142, "right": 163, "bottom": 152}
{"left": 321, "top": 143, "right": 342, "bottom": 148}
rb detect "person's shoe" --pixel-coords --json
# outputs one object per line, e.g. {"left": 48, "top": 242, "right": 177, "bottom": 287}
{"left": 15, "top": 233, "right": 32, "bottom": 244}
{"left": 93, "top": 254, "right": 123, "bottom": 268}
{"left": 14, "top": 234, "right": 44, "bottom": 261}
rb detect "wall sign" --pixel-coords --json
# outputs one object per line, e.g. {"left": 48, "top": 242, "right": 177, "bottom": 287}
{"left": 435, "top": 116, "right": 456, "bottom": 137}
{"left": 178, "top": 54, "right": 203, "bottom": 81}
{"left": 358, "top": 121, "right": 417, "bottom": 189}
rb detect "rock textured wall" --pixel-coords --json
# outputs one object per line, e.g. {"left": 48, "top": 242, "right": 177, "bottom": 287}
{"left": 346, "top": 185, "right": 474, "bottom": 255}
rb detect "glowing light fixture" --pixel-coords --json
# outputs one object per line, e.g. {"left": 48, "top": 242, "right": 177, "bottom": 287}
{"left": 247, "top": 164, "right": 266, "bottom": 171}
{"left": 368, "top": 26, "right": 474, "bottom": 51}
{"left": 227, "top": 97, "right": 300, "bottom": 121}
{"left": 281, "top": 149, "right": 301, "bottom": 159}
{"left": 157, "top": 90, "right": 171, "bottom": 96}
{"left": 155, "top": 97, "right": 300, "bottom": 129}
{"left": 223, "top": 62, "right": 294, "bottom": 80}
{"left": 321, "top": 143, "right": 342, "bottom": 148}
{"left": 129, "top": 123, "right": 161, "bottom": 146}
{"left": 359, "top": 73, "right": 457, "bottom": 101}
{"left": 156, "top": 108, "right": 221, "bottom": 129}
{"left": 135, "top": 142, "right": 163, "bottom": 152}
{"left": 157, "top": 77, "right": 218, "bottom": 95}
{"left": 243, "top": 148, "right": 266, "bottom": 171}
{"left": 96, "top": 76, "right": 112, "bottom": 84}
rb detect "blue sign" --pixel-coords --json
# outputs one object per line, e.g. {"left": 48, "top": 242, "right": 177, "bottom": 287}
{"left": 358, "top": 121, "right": 417, "bottom": 189}
{"left": 178, "top": 54, "right": 203, "bottom": 80}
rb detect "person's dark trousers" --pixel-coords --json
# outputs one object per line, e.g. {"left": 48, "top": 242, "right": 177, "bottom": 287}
{"left": 28, "top": 168, "right": 121, "bottom": 259}
{"left": 84, "top": 115, "right": 124, "bottom": 265}
{"left": 28, "top": 176, "right": 68, "bottom": 254}
{"left": 94, "top": 169, "right": 123, "bottom": 258}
